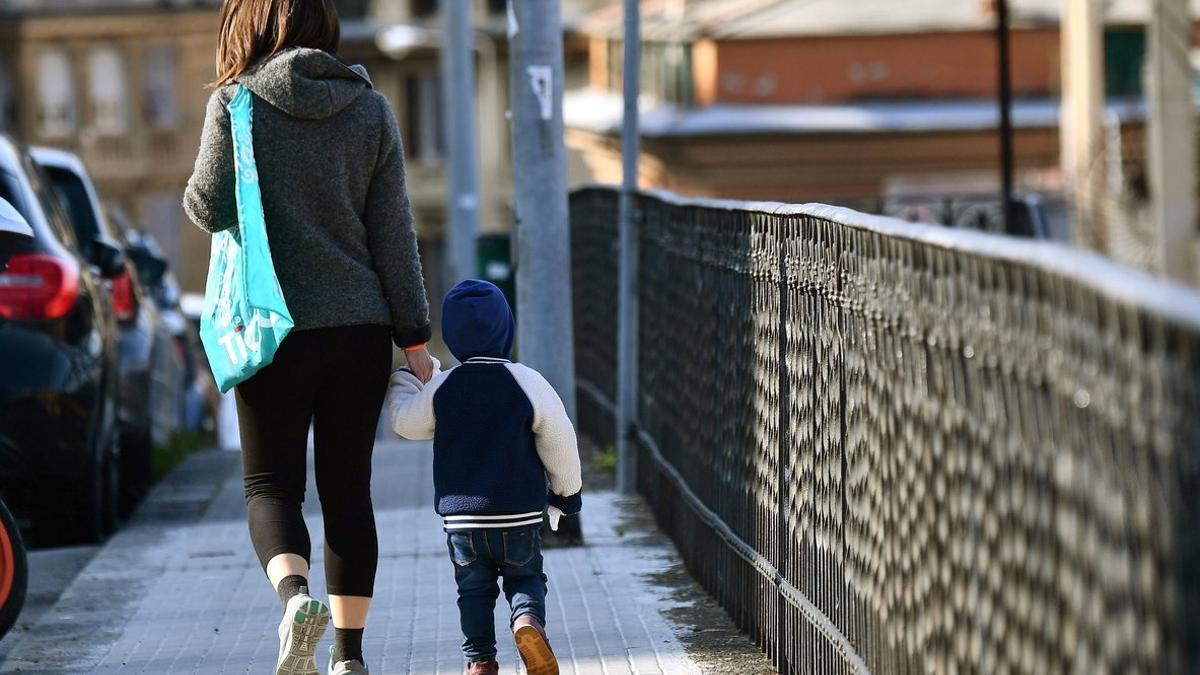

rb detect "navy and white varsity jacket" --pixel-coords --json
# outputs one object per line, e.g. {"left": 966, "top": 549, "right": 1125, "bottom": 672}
{"left": 388, "top": 280, "right": 583, "bottom": 531}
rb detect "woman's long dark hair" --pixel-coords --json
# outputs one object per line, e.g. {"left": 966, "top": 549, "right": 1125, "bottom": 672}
{"left": 210, "top": 0, "right": 340, "bottom": 88}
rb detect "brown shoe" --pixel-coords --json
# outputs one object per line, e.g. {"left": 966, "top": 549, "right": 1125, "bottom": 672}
{"left": 466, "top": 660, "right": 498, "bottom": 675}
{"left": 512, "top": 614, "right": 558, "bottom": 675}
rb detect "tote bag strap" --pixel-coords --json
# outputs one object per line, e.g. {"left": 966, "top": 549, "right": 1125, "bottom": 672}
{"left": 227, "top": 85, "right": 289, "bottom": 316}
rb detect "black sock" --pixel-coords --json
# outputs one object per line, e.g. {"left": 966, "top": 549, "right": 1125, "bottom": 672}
{"left": 276, "top": 575, "right": 308, "bottom": 606}
{"left": 332, "top": 627, "right": 364, "bottom": 664}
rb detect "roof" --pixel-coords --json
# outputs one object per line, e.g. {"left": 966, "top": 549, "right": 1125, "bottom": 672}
{"left": 564, "top": 88, "right": 1150, "bottom": 137}
{"left": 339, "top": 0, "right": 610, "bottom": 48}
{"left": 576, "top": 0, "right": 1200, "bottom": 40}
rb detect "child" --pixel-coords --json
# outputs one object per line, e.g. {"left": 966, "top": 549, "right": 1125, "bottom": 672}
{"left": 388, "top": 280, "right": 582, "bottom": 675}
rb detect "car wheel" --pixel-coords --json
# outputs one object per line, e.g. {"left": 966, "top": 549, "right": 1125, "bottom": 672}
{"left": 0, "top": 499, "right": 28, "bottom": 639}
{"left": 118, "top": 429, "right": 152, "bottom": 517}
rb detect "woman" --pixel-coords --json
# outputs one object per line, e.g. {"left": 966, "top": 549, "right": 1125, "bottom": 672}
{"left": 184, "top": 1, "right": 434, "bottom": 673}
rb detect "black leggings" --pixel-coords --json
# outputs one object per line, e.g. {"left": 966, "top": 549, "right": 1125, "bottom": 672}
{"left": 235, "top": 324, "right": 392, "bottom": 597}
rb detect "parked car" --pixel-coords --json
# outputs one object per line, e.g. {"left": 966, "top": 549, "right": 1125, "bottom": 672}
{"left": 107, "top": 212, "right": 202, "bottom": 435}
{"left": 31, "top": 148, "right": 185, "bottom": 514}
{"left": 0, "top": 197, "right": 32, "bottom": 638}
{"left": 0, "top": 135, "right": 121, "bottom": 545}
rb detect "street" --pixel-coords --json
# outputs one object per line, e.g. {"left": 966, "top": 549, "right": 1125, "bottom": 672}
{"left": 0, "top": 440, "right": 772, "bottom": 674}
{"left": 0, "top": 544, "right": 99, "bottom": 665}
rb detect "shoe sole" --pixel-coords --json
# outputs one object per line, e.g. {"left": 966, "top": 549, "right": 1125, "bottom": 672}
{"left": 514, "top": 625, "right": 559, "bottom": 675}
{"left": 276, "top": 598, "right": 330, "bottom": 675}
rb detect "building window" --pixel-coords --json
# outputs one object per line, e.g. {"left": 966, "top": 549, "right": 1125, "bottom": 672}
{"left": 665, "top": 43, "right": 693, "bottom": 106}
{"left": 411, "top": 0, "right": 437, "bottom": 18}
{"left": 37, "top": 48, "right": 77, "bottom": 137}
{"left": 88, "top": 46, "right": 129, "bottom": 135}
{"left": 144, "top": 45, "right": 179, "bottom": 128}
{"left": 405, "top": 72, "right": 446, "bottom": 165}
{"left": 333, "top": 0, "right": 369, "bottom": 18}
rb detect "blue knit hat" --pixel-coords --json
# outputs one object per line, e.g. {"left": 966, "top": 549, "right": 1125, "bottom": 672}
{"left": 441, "top": 279, "right": 515, "bottom": 361}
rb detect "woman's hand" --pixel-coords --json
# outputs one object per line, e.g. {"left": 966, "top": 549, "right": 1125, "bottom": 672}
{"left": 404, "top": 345, "right": 435, "bottom": 383}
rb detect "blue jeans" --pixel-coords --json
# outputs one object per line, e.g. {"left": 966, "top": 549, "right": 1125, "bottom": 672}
{"left": 446, "top": 524, "right": 547, "bottom": 661}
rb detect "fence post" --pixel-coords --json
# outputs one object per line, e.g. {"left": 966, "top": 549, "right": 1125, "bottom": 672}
{"left": 1147, "top": 0, "right": 1196, "bottom": 281}
{"left": 615, "top": 0, "right": 641, "bottom": 495}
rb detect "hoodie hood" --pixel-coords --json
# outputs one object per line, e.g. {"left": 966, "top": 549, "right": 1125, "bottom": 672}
{"left": 235, "top": 47, "right": 372, "bottom": 120}
{"left": 442, "top": 280, "right": 515, "bottom": 362}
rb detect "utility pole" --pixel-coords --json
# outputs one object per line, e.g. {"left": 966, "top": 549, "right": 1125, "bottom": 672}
{"left": 615, "top": 0, "right": 640, "bottom": 494}
{"left": 1060, "top": 0, "right": 1107, "bottom": 252}
{"left": 1147, "top": 0, "right": 1196, "bottom": 281}
{"left": 995, "top": 0, "right": 1015, "bottom": 234}
{"left": 508, "top": 0, "right": 577, "bottom": 421}
{"left": 441, "top": 0, "right": 480, "bottom": 286}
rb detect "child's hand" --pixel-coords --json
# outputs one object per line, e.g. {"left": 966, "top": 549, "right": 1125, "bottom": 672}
{"left": 404, "top": 345, "right": 436, "bottom": 383}
{"left": 547, "top": 506, "right": 565, "bottom": 531}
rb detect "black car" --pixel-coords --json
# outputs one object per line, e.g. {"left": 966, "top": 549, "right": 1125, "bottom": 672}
{"left": 0, "top": 197, "right": 32, "bottom": 638}
{"left": 32, "top": 149, "right": 184, "bottom": 513}
{"left": 0, "top": 135, "right": 122, "bottom": 545}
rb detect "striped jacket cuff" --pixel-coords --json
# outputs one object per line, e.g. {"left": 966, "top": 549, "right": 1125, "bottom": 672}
{"left": 442, "top": 511, "right": 544, "bottom": 530}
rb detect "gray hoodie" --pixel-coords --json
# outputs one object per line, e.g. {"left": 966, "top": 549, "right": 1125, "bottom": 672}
{"left": 184, "top": 48, "right": 430, "bottom": 347}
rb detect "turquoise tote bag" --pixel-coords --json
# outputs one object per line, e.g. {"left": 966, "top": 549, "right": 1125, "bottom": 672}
{"left": 200, "top": 85, "right": 293, "bottom": 393}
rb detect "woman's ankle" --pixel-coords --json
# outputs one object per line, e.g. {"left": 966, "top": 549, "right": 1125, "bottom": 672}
{"left": 276, "top": 574, "right": 308, "bottom": 606}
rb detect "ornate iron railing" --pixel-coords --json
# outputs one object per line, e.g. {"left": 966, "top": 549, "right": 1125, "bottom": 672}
{"left": 569, "top": 185, "right": 1200, "bottom": 675}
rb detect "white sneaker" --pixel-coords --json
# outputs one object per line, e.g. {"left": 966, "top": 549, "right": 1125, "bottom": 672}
{"left": 275, "top": 591, "right": 331, "bottom": 675}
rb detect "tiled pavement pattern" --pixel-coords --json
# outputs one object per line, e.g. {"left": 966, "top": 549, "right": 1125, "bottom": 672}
{"left": 0, "top": 442, "right": 714, "bottom": 674}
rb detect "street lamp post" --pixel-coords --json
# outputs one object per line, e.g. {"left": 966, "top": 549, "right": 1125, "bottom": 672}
{"left": 507, "top": 0, "right": 577, "bottom": 421}
{"left": 995, "top": 0, "right": 1015, "bottom": 234}
{"left": 616, "top": 0, "right": 640, "bottom": 494}
{"left": 441, "top": 1, "right": 480, "bottom": 287}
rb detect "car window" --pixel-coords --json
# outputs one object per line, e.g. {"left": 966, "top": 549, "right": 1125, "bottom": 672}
{"left": 23, "top": 157, "right": 78, "bottom": 250}
{"left": 0, "top": 172, "right": 19, "bottom": 215}
{"left": 0, "top": 170, "right": 42, "bottom": 252}
{"left": 43, "top": 166, "right": 99, "bottom": 244}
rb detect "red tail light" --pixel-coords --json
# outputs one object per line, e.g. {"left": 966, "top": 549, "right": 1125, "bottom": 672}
{"left": 0, "top": 253, "right": 80, "bottom": 321}
{"left": 110, "top": 268, "right": 137, "bottom": 323}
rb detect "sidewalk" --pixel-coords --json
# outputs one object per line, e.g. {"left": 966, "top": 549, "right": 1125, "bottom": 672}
{"left": 0, "top": 441, "right": 772, "bottom": 674}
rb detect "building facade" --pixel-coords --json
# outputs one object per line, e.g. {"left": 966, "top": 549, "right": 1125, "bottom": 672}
{"left": 565, "top": 0, "right": 1197, "bottom": 236}
{"left": 0, "top": 0, "right": 221, "bottom": 292}
{"left": 0, "top": 0, "right": 605, "bottom": 294}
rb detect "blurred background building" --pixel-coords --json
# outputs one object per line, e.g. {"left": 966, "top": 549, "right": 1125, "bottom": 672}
{"left": 1, "top": 0, "right": 1197, "bottom": 291}
{"left": 564, "top": 0, "right": 1198, "bottom": 247}
{"left": 0, "top": 0, "right": 608, "bottom": 297}
{"left": 0, "top": 0, "right": 221, "bottom": 291}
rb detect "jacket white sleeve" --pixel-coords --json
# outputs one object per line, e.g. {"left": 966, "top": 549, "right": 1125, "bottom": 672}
{"left": 507, "top": 364, "right": 583, "bottom": 499}
{"left": 387, "top": 359, "right": 445, "bottom": 440}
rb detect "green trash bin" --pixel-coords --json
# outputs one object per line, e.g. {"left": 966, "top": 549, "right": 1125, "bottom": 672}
{"left": 476, "top": 233, "right": 516, "bottom": 314}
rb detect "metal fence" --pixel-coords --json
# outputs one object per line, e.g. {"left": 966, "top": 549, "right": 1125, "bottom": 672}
{"left": 569, "top": 185, "right": 1200, "bottom": 675}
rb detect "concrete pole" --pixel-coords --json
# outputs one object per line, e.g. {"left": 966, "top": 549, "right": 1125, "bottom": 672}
{"left": 1060, "top": 0, "right": 1107, "bottom": 252}
{"left": 1147, "top": 0, "right": 1196, "bottom": 281}
{"left": 615, "top": 0, "right": 640, "bottom": 494}
{"left": 441, "top": 0, "right": 480, "bottom": 286}
{"left": 508, "top": 0, "right": 577, "bottom": 421}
